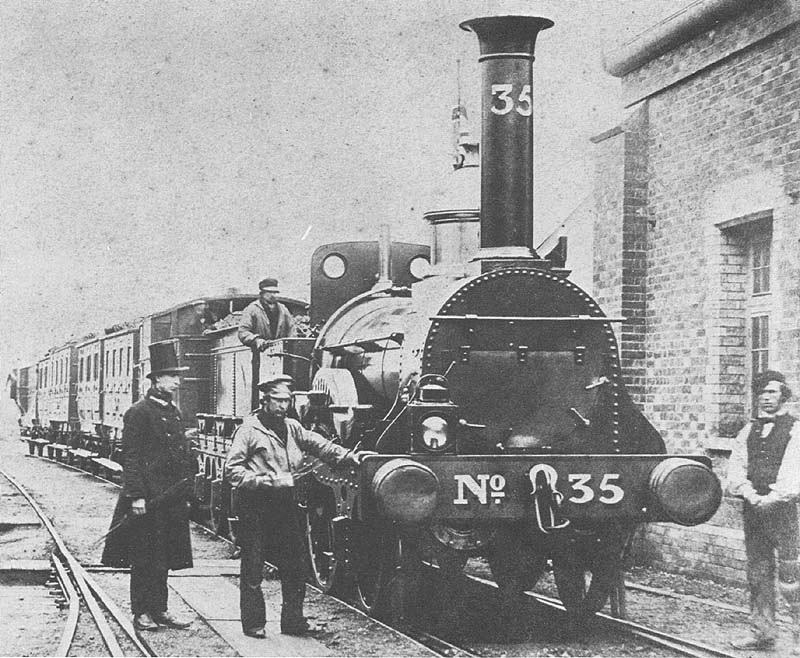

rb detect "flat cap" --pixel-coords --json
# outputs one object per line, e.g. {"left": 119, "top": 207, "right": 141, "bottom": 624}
{"left": 257, "top": 376, "right": 294, "bottom": 398}
{"left": 259, "top": 277, "right": 279, "bottom": 292}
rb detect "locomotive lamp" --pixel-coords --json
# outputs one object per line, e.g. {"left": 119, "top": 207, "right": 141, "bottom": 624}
{"left": 408, "top": 375, "right": 460, "bottom": 453}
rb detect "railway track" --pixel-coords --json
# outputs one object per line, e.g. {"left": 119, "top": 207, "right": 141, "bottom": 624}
{"left": 26, "top": 450, "right": 463, "bottom": 657}
{"left": 464, "top": 570, "right": 743, "bottom": 658}
{"left": 0, "top": 467, "right": 156, "bottom": 658}
{"left": 17, "top": 446, "right": 744, "bottom": 658}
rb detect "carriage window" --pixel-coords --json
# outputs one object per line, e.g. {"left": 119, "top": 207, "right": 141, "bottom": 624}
{"left": 127, "top": 346, "right": 131, "bottom": 375}
{"left": 79, "top": 358, "right": 84, "bottom": 382}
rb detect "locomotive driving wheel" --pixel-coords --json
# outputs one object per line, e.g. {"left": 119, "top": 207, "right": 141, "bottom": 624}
{"left": 353, "top": 523, "right": 421, "bottom": 627}
{"left": 304, "top": 482, "right": 342, "bottom": 593}
{"left": 352, "top": 521, "right": 400, "bottom": 617}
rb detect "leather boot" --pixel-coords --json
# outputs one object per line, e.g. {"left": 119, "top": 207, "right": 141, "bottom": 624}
{"left": 280, "top": 579, "right": 310, "bottom": 635}
{"left": 133, "top": 613, "right": 159, "bottom": 631}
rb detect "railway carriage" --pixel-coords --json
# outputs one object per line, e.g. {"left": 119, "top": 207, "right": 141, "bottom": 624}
{"left": 35, "top": 343, "right": 79, "bottom": 441}
{"left": 75, "top": 335, "right": 103, "bottom": 443}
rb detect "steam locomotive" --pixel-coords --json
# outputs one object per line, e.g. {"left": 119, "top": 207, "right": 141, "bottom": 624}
{"left": 14, "top": 13, "right": 722, "bottom": 626}
{"left": 288, "top": 14, "right": 722, "bottom": 623}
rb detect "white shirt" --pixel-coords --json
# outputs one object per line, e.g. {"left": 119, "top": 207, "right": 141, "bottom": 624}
{"left": 726, "top": 410, "right": 800, "bottom": 503}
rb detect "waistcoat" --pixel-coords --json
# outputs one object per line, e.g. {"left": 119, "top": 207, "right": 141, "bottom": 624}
{"left": 747, "top": 415, "right": 796, "bottom": 495}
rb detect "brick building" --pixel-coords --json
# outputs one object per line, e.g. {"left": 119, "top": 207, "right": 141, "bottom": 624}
{"left": 593, "top": 0, "right": 800, "bottom": 582}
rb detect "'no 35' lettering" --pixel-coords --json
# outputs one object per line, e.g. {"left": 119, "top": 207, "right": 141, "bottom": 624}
{"left": 453, "top": 472, "right": 625, "bottom": 506}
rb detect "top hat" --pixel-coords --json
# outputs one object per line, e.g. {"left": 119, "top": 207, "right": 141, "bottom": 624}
{"left": 259, "top": 277, "right": 280, "bottom": 292}
{"left": 147, "top": 341, "right": 190, "bottom": 379}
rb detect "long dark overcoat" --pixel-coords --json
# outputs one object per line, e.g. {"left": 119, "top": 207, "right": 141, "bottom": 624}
{"left": 101, "top": 391, "right": 195, "bottom": 570}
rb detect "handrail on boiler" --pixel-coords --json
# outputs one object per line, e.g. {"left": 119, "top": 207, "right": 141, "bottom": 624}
{"left": 429, "top": 315, "right": 625, "bottom": 322}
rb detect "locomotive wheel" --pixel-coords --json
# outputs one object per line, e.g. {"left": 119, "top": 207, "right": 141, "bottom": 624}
{"left": 552, "top": 556, "right": 618, "bottom": 617}
{"left": 487, "top": 527, "right": 546, "bottom": 633}
{"left": 353, "top": 524, "right": 400, "bottom": 617}
{"left": 305, "top": 484, "right": 341, "bottom": 593}
{"left": 209, "top": 478, "right": 229, "bottom": 537}
{"left": 353, "top": 526, "right": 421, "bottom": 627}
{"left": 487, "top": 527, "right": 546, "bottom": 593}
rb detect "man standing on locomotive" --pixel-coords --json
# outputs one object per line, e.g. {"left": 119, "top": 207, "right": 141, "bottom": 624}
{"left": 224, "top": 378, "right": 364, "bottom": 638}
{"left": 237, "top": 277, "right": 296, "bottom": 351}
{"left": 101, "top": 342, "right": 196, "bottom": 631}
{"left": 728, "top": 370, "right": 800, "bottom": 652}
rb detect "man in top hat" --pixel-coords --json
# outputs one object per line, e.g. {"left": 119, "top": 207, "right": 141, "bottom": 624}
{"left": 224, "top": 377, "right": 367, "bottom": 638}
{"left": 728, "top": 370, "right": 800, "bottom": 652}
{"left": 102, "top": 342, "right": 197, "bottom": 631}
{"left": 238, "top": 278, "right": 297, "bottom": 351}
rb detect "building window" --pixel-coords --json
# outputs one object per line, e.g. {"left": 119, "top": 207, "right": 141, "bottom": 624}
{"left": 715, "top": 210, "right": 775, "bottom": 434}
{"left": 752, "top": 235, "right": 770, "bottom": 295}
{"left": 751, "top": 314, "right": 769, "bottom": 375}
{"left": 746, "top": 225, "right": 772, "bottom": 412}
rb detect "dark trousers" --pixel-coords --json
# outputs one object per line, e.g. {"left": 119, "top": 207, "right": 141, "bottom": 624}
{"left": 744, "top": 501, "right": 800, "bottom": 639}
{"left": 130, "top": 562, "right": 168, "bottom": 615}
{"left": 237, "top": 489, "right": 307, "bottom": 632}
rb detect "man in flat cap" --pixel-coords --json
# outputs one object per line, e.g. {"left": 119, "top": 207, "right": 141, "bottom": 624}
{"left": 237, "top": 278, "right": 297, "bottom": 351}
{"left": 728, "top": 370, "right": 800, "bottom": 652}
{"left": 224, "top": 378, "right": 366, "bottom": 638}
{"left": 102, "top": 342, "right": 196, "bottom": 631}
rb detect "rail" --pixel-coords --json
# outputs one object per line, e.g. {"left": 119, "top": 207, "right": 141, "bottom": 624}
{"left": 0, "top": 467, "right": 156, "bottom": 657}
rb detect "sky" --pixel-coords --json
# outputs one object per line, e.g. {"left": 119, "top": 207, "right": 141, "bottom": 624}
{"left": 1, "top": 0, "right": 686, "bottom": 372}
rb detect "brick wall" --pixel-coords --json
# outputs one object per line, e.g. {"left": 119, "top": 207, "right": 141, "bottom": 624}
{"left": 594, "top": 6, "right": 800, "bottom": 580}
{"left": 591, "top": 106, "right": 650, "bottom": 399}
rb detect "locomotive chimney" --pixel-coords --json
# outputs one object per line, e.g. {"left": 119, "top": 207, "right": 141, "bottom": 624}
{"left": 460, "top": 15, "right": 553, "bottom": 270}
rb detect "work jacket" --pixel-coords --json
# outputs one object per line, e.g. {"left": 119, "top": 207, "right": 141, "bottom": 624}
{"left": 224, "top": 412, "right": 350, "bottom": 490}
{"left": 101, "top": 390, "right": 195, "bottom": 570}
{"left": 237, "top": 300, "right": 296, "bottom": 348}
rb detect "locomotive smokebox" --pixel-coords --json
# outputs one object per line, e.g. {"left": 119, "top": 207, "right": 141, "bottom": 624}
{"left": 460, "top": 15, "right": 553, "bottom": 269}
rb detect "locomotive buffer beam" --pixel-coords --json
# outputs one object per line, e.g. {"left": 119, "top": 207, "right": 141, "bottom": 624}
{"left": 358, "top": 454, "right": 721, "bottom": 528}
